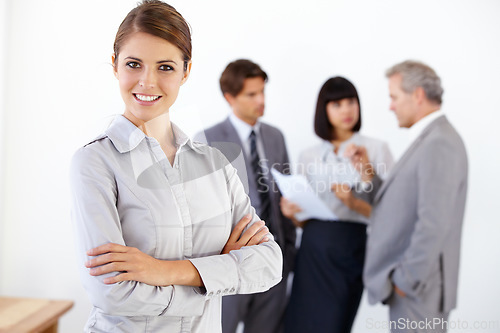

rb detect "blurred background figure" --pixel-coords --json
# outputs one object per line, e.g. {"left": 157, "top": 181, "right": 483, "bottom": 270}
{"left": 281, "top": 76, "right": 393, "bottom": 333}
{"left": 348, "top": 60, "right": 468, "bottom": 333}
{"left": 196, "top": 59, "right": 296, "bottom": 333}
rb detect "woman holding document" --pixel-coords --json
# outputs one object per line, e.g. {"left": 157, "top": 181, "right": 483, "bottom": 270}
{"left": 281, "top": 77, "right": 393, "bottom": 333}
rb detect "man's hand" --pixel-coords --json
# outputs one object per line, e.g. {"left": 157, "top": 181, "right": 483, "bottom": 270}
{"left": 221, "top": 214, "right": 269, "bottom": 254}
{"left": 394, "top": 284, "right": 406, "bottom": 297}
{"left": 344, "top": 143, "right": 375, "bottom": 182}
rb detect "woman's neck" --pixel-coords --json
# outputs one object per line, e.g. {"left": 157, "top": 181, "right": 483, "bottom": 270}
{"left": 331, "top": 130, "right": 354, "bottom": 153}
{"left": 124, "top": 112, "right": 177, "bottom": 165}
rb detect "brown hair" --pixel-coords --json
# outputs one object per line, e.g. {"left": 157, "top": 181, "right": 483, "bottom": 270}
{"left": 219, "top": 59, "right": 268, "bottom": 97}
{"left": 314, "top": 76, "right": 362, "bottom": 141}
{"left": 113, "top": 0, "right": 192, "bottom": 70}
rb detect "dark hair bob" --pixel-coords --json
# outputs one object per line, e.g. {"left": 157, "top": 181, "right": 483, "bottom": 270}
{"left": 314, "top": 76, "right": 362, "bottom": 141}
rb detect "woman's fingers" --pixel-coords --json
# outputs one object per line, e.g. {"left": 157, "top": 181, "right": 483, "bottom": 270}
{"left": 221, "top": 216, "right": 268, "bottom": 254}
{"left": 89, "top": 261, "right": 127, "bottom": 277}
{"left": 246, "top": 226, "right": 270, "bottom": 246}
{"left": 228, "top": 214, "right": 252, "bottom": 242}
{"left": 237, "top": 220, "right": 266, "bottom": 245}
{"left": 258, "top": 237, "right": 270, "bottom": 245}
{"left": 280, "top": 197, "right": 302, "bottom": 218}
{"left": 86, "top": 242, "right": 129, "bottom": 256}
{"left": 291, "top": 203, "right": 302, "bottom": 214}
{"left": 85, "top": 252, "right": 128, "bottom": 268}
{"left": 331, "top": 183, "right": 351, "bottom": 196}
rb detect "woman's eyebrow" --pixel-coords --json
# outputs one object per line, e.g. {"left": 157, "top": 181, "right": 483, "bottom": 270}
{"left": 124, "top": 57, "right": 177, "bottom": 65}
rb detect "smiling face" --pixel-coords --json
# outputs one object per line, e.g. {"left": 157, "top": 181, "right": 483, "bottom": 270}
{"left": 112, "top": 31, "right": 190, "bottom": 126}
{"left": 326, "top": 97, "right": 360, "bottom": 135}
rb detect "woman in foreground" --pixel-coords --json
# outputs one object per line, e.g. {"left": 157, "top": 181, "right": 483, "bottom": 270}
{"left": 70, "top": 1, "right": 281, "bottom": 332}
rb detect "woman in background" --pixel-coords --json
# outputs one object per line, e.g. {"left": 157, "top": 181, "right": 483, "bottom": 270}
{"left": 70, "top": 1, "right": 281, "bottom": 332}
{"left": 281, "top": 77, "right": 393, "bottom": 332}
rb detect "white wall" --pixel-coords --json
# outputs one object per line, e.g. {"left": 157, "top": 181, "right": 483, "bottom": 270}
{"left": 1, "top": 0, "right": 499, "bottom": 332}
{"left": 0, "top": 0, "right": 8, "bottom": 292}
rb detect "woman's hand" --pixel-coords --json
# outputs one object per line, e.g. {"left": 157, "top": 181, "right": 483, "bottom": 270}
{"left": 344, "top": 143, "right": 375, "bottom": 182}
{"left": 280, "top": 197, "right": 307, "bottom": 228}
{"left": 280, "top": 197, "right": 301, "bottom": 219}
{"left": 222, "top": 214, "right": 269, "bottom": 254}
{"left": 331, "top": 183, "right": 355, "bottom": 209}
{"left": 86, "top": 243, "right": 173, "bottom": 286}
{"left": 86, "top": 244, "right": 204, "bottom": 287}
{"left": 331, "top": 183, "right": 372, "bottom": 217}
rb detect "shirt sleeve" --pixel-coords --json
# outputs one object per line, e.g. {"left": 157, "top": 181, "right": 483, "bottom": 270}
{"left": 189, "top": 152, "right": 283, "bottom": 299}
{"left": 70, "top": 145, "right": 206, "bottom": 317}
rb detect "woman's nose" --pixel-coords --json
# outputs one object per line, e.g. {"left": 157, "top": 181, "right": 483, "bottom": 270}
{"left": 139, "top": 70, "right": 157, "bottom": 88}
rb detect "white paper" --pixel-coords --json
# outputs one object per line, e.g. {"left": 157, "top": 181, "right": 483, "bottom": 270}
{"left": 271, "top": 168, "right": 337, "bottom": 222}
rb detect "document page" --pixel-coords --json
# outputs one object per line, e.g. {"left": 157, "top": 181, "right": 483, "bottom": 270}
{"left": 271, "top": 169, "right": 337, "bottom": 222}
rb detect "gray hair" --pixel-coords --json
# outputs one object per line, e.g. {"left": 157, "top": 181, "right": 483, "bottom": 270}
{"left": 386, "top": 60, "right": 443, "bottom": 105}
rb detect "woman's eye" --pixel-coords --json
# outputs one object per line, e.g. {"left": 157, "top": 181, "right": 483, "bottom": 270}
{"left": 159, "top": 64, "right": 173, "bottom": 71}
{"left": 126, "top": 61, "right": 141, "bottom": 69}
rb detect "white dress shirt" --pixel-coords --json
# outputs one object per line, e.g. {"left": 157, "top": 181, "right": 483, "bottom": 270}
{"left": 407, "top": 110, "right": 445, "bottom": 148}
{"left": 298, "top": 133, "right": 394, "bottom": 224}
{"left": 229, "top": 112, "right": 267, "bottom": 161}
{"left": 228, "top": 113, "right": 269, "bottom": 213}
{"left": 70, "top": 115, "right": 282, "bottom": 333}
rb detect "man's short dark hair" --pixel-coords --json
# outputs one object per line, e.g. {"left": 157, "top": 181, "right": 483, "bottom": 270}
{"left": 220, "top": 59, "right": 268, "bottom": 97}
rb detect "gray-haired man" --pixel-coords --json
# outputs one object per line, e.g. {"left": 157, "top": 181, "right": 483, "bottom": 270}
{"left": 348, "top": 60, "right": 468, "bottom": 332}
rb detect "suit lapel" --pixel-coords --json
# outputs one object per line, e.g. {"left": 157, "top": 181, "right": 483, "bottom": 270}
{"left": 221, "top": 117, "right": 244, "bottom": 146}
{"left": 373, "top": 116, "right": 447, "bottom": 204}
{"left": 222, "top": 117, "right": 254, "bottom": 177}
{"left": 260, "top": 124, "right": 274, "bottom": 165}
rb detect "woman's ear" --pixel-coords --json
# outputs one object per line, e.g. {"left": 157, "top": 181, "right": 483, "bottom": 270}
{"left": 180, "top": 61, "right": 192, "bottom": 85}
{"left": 111, "top": 53, "right": 118, "bottom": 79}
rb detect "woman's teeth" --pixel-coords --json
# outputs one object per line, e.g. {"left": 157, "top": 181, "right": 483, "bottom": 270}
{"left": 135, "top": 94, "right": 160, "bottom": 102}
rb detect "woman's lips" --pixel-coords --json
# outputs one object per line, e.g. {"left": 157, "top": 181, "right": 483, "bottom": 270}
{"left": 133, "top": 93, "right": 162, "bottom": 104}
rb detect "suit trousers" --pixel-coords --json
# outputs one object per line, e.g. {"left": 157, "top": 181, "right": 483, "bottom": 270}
{"left": 285, "top": 220, "right": 366, "bottom": 333}
{"left": 387, "top": 262, "right": 449, "bottom": 333}
{"left": 222, "top": 274, "right": 288, "bottom": 333}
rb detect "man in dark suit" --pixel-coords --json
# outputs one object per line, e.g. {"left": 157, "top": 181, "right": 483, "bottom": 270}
{"left": 348, "top": 60, "right": 468, "bottom": 332}
{"left": 195, "top": 59, "right": 296, "bottom": 333}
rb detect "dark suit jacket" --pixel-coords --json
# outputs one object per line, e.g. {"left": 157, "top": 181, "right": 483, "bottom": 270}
{"left": 362, "top": 115, "right": 468, "bottom": 312}
{"left": 195, "top": 117, "right": 296, "bottom": 275}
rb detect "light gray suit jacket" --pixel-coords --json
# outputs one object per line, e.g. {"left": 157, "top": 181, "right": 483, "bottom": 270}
{"left": 362, "top": 115, "right": 468, "bottom": 313}
{"left": 195, "top": 117, "right": 297, "bottom": 275}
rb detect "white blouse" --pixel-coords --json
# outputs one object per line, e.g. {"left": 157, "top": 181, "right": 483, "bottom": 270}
{"left": 298, "top": 133, "right": 394, "bottom": 224}
{"left": 70, "top": 115, "right": 282, "bottom": 333}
